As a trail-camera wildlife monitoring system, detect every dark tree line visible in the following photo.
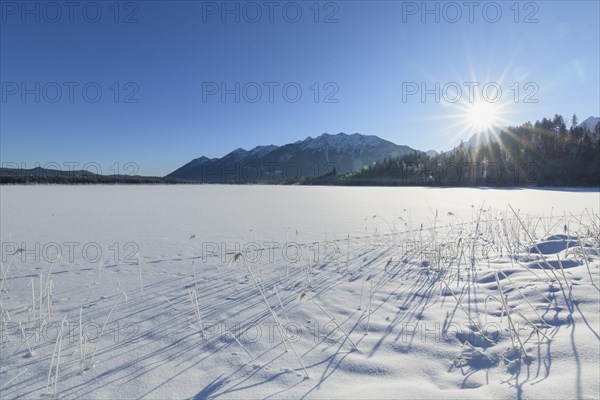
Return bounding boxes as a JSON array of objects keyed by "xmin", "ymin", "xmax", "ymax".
[
  {"xmin": 305, "ymin": 114, "xmax": 600, "ymax": 187},
  {"xmin": 0, "ymin": 172, "xmax": 187, "ymax": 185}
]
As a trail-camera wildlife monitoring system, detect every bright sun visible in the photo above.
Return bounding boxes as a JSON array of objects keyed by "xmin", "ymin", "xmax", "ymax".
[{"xmin": 467, "ymin": 101, "xmax": 498, "ymax": 132}]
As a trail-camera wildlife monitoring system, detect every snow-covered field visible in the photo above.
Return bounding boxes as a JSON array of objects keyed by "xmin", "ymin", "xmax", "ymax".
[{"xmin": 1, "ymin": 185, "xmax": 599, "ymax": 399}]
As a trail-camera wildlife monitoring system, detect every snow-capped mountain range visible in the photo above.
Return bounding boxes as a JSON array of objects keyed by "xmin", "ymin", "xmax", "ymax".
[{"xmin": 167, "ymin": 133, "xmax": 419, "ymax": 182}]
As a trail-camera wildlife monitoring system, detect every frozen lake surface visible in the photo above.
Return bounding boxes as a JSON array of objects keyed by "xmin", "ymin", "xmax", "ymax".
[
  {"xmin": 0, "ymin": 185, "xmax": 599, "ymax": 399},
  {"xmin": 1, "ymin": 185, "xmax": 598, "ymax": 256}
]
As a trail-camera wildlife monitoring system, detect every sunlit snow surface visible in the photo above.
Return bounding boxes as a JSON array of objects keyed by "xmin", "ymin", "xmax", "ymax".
[{"xmin": 1, "ymin": 185, "xmax": 599, "ymax": 399}]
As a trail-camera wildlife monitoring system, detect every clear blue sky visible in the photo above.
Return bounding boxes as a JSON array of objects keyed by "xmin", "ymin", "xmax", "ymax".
[{"xmin": 1, "ymin": 0, "xmax": 599, "ymax": 176}]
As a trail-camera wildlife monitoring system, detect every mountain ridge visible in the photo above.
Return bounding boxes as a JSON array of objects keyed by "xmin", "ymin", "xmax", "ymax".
[
  {"xmin": 579, "ymin": 116, "xmax": 600, "ymax": 132},
  {"xmin": 167, "ymin": 132, "xmax": 420, "ymax": 182}
]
